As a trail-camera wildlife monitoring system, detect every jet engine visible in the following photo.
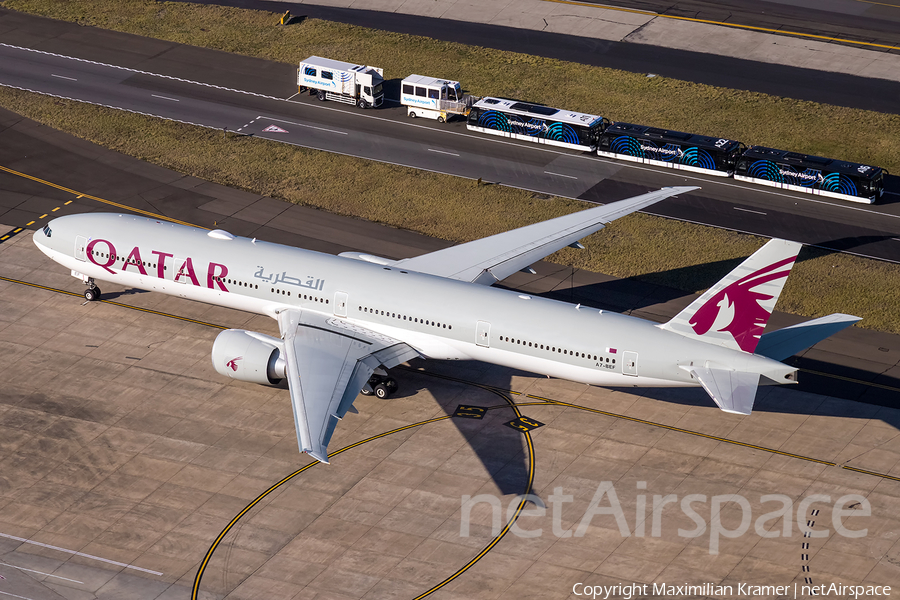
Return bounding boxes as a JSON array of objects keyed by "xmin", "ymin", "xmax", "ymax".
[{"xmin": 211, "ymin": 329, "xmax": 286, "ymax": 385}]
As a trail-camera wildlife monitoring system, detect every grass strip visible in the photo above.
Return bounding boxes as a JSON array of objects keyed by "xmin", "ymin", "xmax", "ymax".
[{"xmin": 0, "ymin": 0, "xmax": 898, "ymax": 334}]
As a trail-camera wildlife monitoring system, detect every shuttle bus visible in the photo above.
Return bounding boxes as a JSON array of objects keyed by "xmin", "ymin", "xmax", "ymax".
[
  {"xmin": 597, "ymin": 123, "xmax": 746, "ymax": 177},
  {"xmin": 466, "ymin": 97, "xmax": 609, "ymax": 152},
  {"xmin": 734, "ymin": 146, "xmax": 885, "ymax": 204}
]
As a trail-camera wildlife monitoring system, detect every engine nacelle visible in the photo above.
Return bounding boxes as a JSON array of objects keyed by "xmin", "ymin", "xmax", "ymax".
[{"xmin": 211, "ymin": 329, "xmax": 286, "ymax": 385}]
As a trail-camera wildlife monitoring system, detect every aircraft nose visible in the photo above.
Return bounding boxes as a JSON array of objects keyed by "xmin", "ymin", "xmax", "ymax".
[{"xmin": 32, "ymin": 222, "xmax": 53, "ymax": 252}]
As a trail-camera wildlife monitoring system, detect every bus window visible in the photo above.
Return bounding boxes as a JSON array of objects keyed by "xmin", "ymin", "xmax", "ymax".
[
  {"xmin": 415, "ymin": 86, "xmax": 426, "ymax": 97},
  {"xmin": 428, "ymin": 88, "xmax": 440, "ymax": 99}
]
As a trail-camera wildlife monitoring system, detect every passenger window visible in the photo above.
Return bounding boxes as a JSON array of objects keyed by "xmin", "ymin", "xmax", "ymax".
[
  {"xmin": 428, "ymin": 88, "xmax": 440, "ymax": 99},
  {"xmin": 402, "ymin": 84, "xmax": 414, "ymax": 95},
  {"xmin": 304, "ymin": 66, "xmax": 316, "ymax": 76},
  {"xmin": 415, "ymin": 86, "xmax": 426, "ymax": 97},
  {"xmin": 322, "ymin": 71, "xmax": 333, "ymax": 80}
]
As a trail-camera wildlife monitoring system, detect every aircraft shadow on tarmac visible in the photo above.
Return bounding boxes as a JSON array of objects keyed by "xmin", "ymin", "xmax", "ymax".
[
  {"xmin": 415, "ymin": 352, "xmax": 899, "ymax": 503},
  {"xmin": 95, "ymin": 288, "xmax": 152, "ymax": 301}
]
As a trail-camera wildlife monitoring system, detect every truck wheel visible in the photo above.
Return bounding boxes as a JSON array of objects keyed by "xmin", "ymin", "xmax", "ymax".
[
  {"xmin": 437, "ymin": 116, "xmax": 445, "ymax": 123},
  {"xmin": 317, "ymin": 90, "xmax": 326, "ymax": 101},
  {"xmin": 409, "ymin": 111, "xmax": 416, "ymax": 118},
  {"xmin": 357, "ymin": 99, "xmax": 368, "ymax": 109}
]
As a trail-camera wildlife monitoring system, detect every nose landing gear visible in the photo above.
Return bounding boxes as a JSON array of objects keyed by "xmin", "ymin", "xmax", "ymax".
[{"xmin": 83, "ymin": 278, "xmax": 102, "ymax": 301}]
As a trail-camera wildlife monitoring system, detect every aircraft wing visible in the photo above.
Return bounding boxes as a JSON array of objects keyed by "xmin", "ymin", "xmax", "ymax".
[
  {"xmin": 395, "ymin": 186, "xmax": 698, "ymax": 285},
  {"xmin": 277, "ymin": 309, "xmax": 419, "ymax": 463}
]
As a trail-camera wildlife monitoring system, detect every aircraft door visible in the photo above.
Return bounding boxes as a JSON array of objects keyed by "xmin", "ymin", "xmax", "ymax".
[
  {"xmin": 476, "ymin": 320, "xmax": 491, "ymax": 348},
  {"xmin": 74, "ymin": 236, "xmax": 87, "ymax": 262},
  {"xmin": 623, "ymin": 351, "xmax": 638, "ymax": 376},
  {"xmin": 334, "ymin": 291, "xmax": 348, "ymax": 317}
]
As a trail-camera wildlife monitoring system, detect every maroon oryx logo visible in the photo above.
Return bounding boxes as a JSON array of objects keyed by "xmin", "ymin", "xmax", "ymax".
[
  {"xmin": 689, "ymin": 256, "xmax": 796, "ymax": 353},
  {"xmin": 226, "ymin": 357, "xmax": 242, "ymax": 372}
]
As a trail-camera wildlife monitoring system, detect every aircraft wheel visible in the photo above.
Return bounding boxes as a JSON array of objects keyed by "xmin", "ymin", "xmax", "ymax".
[
  {"xmin": 374, "ymin": 383, "xmax": 390, "ymax": 399},
  {"xmin": 317, "ymin": 90, "xmax": 326, "ymax": 101},
  {"xmin": 84, "ymin": 287, "xmax": 101, "ymax": 302},
  {"xmin": 386, "ymin": 378, "xmax": 398, "ymax": 392},
  {"xmin": 360, "ymin": 388, "xmax": 374, "ymax": 396}
]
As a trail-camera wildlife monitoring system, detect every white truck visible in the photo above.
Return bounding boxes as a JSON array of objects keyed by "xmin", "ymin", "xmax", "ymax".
[
  {"xmin": 400, "ymin": 75, "xmax": 475, "ymax": 123},
  {"xmin": 297, "ymin": 56, "xmax": 384, "ymax": 109}
]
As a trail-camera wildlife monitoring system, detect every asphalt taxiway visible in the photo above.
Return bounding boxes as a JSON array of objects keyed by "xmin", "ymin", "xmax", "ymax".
[{"xmin": 1, "ymin": 108, "xmax": 899, "ymax": 599}]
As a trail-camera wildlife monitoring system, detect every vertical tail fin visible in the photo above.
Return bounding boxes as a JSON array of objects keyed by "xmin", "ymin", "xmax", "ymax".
[{"xmin": 660, "ymin": 239, "xmax": 802, "ymax": 354}]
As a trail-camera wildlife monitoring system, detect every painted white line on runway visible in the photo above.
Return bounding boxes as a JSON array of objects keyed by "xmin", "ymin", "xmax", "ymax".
[
  {"xmin": 257, "ymin": 116, "xmax": 347, "ymax": 135},
  {"xmin": 544, "ymin": 171, "xmax": 578, "ymax": 179},
  {"xmin": 734, "ymin": 207, "xmax": 767, "ymax": 215},
  {"xmin": 151, "ymin": 94, "xmax": 179, "ymax": 102},
  {"xmin": 0, "ymin": 532, "xmax": 162, "ymax": 575},
  {"xmin": 50, "ymin": 74, "xmax": 76, "ymax": 81},
  {"xmin": 0, "ymin": 562, "xmax": 83, "ymax": 584},
  {"xmin": 0, "ymin": 589, "xmax": 36, "ymax": 600},
  {"xmin": 428, "ymin": 149, "xmax": 459, "ymax": 156}
]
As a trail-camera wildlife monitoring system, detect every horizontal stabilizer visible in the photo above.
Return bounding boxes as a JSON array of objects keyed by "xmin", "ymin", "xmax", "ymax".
[
  {"xmin": 684, "ymin": 366, "xmax": 760, "ymax": 415},
  {"xmin": 755, "ymin": 313, "xmax": 861, "ymax": 361}
]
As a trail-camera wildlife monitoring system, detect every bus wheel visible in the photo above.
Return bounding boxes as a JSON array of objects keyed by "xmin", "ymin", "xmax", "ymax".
[
  {"xmin": 437, "ymin": 116, "xmax": 445, "ymax": 123},
  {"xmin": 409, "ymin": 111, "xmax": 416, "ymax": 118},
  {"xmin": 317, "ymin": 90, "xmax": 326, "ymax": 101}
]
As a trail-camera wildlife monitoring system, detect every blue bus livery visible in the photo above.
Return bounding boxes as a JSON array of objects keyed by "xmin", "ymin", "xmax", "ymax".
[
  {"xmin": 467, "ymin": 97, "xmax": 609, "ymax": 152},
  {"xmin": 597, "ymin": 123, "xmax": 746, "ymax": 177},
  {"xmin": 734, "ymin": 147, "xmax": 884, "ymax": 204}
]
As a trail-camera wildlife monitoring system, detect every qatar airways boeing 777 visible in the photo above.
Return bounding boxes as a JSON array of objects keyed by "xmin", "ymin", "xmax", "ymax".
[{"xmin": 34, "ymin": 187, "xmax": 859, "ymax": 463}]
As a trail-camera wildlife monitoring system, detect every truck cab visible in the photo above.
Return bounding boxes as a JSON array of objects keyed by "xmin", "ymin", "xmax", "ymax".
[{"xmin": 354, "ymin": 70, "xmax": 384, "ymax": 108}]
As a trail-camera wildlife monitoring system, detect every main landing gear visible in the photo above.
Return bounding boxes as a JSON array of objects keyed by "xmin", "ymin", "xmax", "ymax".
[
  {"xmin": 83, "ymin": 278, "xmax": 102, "ymax": 302},
  {"xmin": 361, "ymin": 372, "xmax": 398, "ymax": 399}
]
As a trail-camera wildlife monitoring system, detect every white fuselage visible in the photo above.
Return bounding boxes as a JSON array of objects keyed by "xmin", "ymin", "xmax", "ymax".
[{"xmin": 33, "ymin": 214, "xmax": 794, "ymax": 391}]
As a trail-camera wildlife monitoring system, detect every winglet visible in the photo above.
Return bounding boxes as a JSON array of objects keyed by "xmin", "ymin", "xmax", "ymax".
[{"xmin": 661, "ymin": 239, "xmax": 802, "ymax": 353}]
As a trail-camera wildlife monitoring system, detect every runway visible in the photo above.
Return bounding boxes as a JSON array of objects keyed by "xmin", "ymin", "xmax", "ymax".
[{"xmin": 0, "ymin": 105, "xmax": 898, "ymax": 599}]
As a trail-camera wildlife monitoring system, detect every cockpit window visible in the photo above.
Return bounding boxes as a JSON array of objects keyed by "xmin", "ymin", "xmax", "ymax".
[{"xmin": 42, "ymin": 225, "xmax": 51, "ymax": 238}]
